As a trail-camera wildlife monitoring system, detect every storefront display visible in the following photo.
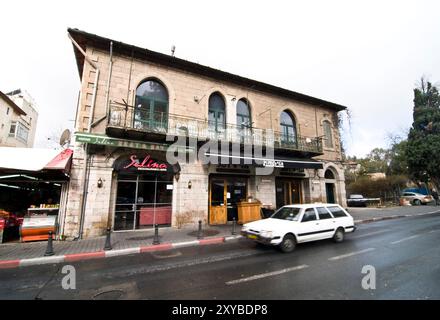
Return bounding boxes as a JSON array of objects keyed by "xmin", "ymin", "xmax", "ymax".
[
  {"xmin": 113, "ymin": 153, "xmax": 179, "ymax": 230},
  {"xmin": 0, "ymin": 147, "xmax": 72, "ymax": 243},
  {"xmin": 21, "ymin": 205, "xmax": 59, "ymax": 242}
]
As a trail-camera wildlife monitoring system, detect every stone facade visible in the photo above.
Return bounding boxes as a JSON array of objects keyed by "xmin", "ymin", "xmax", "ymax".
[{"xmin": 62, "ymin": 29, "xmax": 348, "ymax": 239}]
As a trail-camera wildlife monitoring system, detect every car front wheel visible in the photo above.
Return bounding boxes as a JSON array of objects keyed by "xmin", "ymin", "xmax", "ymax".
[
  {"xmin": 279, "ymin": 234, "xmax": 296, "ymax": 253},
  {"xmin": 333, "ymin": 228, "xmax": 345, "ymax": 243},
  {"xmin": 413, "ymin": 199, "xmax": 421, "ymax": 205}
]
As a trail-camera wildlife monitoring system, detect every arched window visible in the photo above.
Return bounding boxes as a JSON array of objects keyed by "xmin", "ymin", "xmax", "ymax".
[
  {"xmin": 134, "ymin": 79, "xmax": 168, "ymax": 131},
  {"xmin": 236, "ymin": 99, "xmax": 251, "ymax": 127},
  {"xmin": 208, "ymin": 92, "xmax": 226, "ymax": 137},
  {"xmin": 280, "ymin": 110, "xmax": 297, "ymax": 144},
  {"xmin": 323, "ymin": 120, "xmax": 333, "ymax": 148},
  {"xmin": 324, "ymin": 169, "xmax": 335, "ymax": 179},
  {"xmin": 236, "ymin": 98, "xmax": 251, "ymax": 143}
]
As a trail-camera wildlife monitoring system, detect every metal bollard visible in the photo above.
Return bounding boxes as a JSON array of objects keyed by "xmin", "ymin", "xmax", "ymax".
[
  {"xmin": 153, "ymin": 224, "xmax": 160, "ymax": 245},
  {"xmin": 44, "ymin": 231, "xmax": 55, "ymax": 256},
  {"xmin": 197, "ymin": 220, "xmax": 203, "ymax": 239},
  {"xmin": 104, "ymin": 227, "xmax": 112, "ymax": 251},
  {"xmin": 232, "ymin": 217, "xmax": 237, "ymax": 235}
]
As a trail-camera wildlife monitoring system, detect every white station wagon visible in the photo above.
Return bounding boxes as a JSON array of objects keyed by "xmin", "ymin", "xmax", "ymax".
[{"xmin": 241, "ymin": 204, "xmax": 357, "ymax": 253}]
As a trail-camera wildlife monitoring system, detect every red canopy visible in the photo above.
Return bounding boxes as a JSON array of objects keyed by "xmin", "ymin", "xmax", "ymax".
[{"xmin": 43, "ymin": 149, "xmax": 73, "ymax": 171}]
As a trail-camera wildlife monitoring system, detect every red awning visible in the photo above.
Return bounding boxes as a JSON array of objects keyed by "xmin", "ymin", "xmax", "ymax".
[{"xmin": 43, "ymin": 149, "xmax": 73, "ymax": 171}]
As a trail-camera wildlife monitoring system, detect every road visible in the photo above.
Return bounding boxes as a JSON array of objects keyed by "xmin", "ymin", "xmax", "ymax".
[{"xmin": 1, "ymin": 213, "xmax": 440, "ymax": 300}]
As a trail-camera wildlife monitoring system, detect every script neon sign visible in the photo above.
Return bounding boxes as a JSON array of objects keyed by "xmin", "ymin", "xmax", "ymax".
[{"xmin": 123, "ymin": 155, "xmax": 168, "ymax": 171}]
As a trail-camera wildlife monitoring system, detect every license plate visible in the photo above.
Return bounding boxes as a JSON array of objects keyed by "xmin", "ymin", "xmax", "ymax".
[{"xmin": 247, "ymin": 234, "xmax": 257, "ymax": 240}]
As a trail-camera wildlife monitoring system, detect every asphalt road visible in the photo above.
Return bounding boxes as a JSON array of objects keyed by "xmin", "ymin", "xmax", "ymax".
[{"xmin": 1, "ymin": 213, "xmax": 440, "ymax": 300}]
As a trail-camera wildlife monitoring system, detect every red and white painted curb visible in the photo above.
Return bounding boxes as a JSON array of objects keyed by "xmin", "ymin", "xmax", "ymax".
[{"xmin": 0, "ymin": 235, "xmax": 243, "ymax": 269}]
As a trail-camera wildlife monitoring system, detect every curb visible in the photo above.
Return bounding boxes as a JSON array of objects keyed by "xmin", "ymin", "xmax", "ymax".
[
  {"xmin": 354, "ymin": 210, "xmax": 440, "ymax": 225},
  {"xmin": 0, "ymin": 235, "xmax": 243, "ymax": 270}
]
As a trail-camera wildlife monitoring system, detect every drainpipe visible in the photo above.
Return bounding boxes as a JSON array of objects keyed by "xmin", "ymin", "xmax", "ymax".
[
  {"xmin": 92, "ymin": 41, "xmax": 113, "ymax": 128},
  {"xmin": 68, "ymin": 33, "xmax": 100, "ymax": 239}
]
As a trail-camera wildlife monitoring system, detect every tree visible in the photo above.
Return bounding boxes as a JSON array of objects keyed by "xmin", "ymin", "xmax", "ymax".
[
  {"xmin": 406, "ymin": 77, "xmax": 440, "ymax": 187},
  {"xmin": 357, "ymin": 148, "xmax": 390, "ymax": 175}
]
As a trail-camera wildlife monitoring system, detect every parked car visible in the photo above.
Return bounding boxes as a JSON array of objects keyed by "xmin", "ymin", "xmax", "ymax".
[
  {"xmin": 347, "ymin": 194, "xmax": 368, "ymax": 207},
  {"xmin": 241, "ymin": 204, "xmax": 356, "ymax": 253},
  {"xmin": 400, "ymin": 192, "xmax": 433, "ymax": 205}
]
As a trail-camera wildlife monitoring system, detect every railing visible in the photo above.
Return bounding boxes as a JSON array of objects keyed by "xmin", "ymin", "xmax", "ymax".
[{"xmin": 107, "ymin": 102, "xmax": 323, "ymax": 154}]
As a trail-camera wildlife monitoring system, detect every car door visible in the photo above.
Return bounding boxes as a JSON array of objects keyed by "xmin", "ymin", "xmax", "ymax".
[
  {"xmin": 296, "ymin": 208, "xmax": 321, "ymax": 243},
  {"xmin": 315, "ymin": 206, "xmax": 337, "ymax": 239}
]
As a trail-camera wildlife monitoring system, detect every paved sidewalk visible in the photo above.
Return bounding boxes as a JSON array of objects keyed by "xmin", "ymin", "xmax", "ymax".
[
  {"xmin": 347, "ymin": 204, "xmax": 440, "ymax": 223},
  {"xmin": 0, "ymin": 223, "xmax": 238, "ymax": 262},
  {"xmin": 1, "ymin": 205, "xmax": 439, "ymax": 268}
]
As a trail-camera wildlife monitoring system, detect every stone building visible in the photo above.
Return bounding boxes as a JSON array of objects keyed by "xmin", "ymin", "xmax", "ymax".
[
  {"xmin": 0, "ymin": 89, "xmax": 38, "ymax": 148},
  {"xmin": 61, "ymin": 28, "xmax": 348, "ymax": 239}
]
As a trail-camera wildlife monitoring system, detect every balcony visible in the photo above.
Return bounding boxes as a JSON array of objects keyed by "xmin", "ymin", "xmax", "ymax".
[{"xmin": 106, "ymin": 102, "xmax": 323, "ymax": 156}]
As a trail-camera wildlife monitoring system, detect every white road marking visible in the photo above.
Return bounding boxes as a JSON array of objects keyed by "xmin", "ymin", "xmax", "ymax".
[
  {"xmin": 225, "ymin": 265, "xmax": 309, "ymax": 285},
  {"xmin": 390, "ymin": 235, "xmax": 419, "ymax": 245},
  {"xmin": 328, "ymin": 248, "xmax": 376, "ymax": 261},
  {"xmin": 429, "ymin": 230, "xmax": 439, "ymax": 234},
  {"xmin": 351, "ymin": 229, "xmax": 391, "ymax": 239}
]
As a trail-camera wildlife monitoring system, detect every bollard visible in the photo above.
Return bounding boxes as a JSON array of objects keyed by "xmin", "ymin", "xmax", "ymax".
[
  {"xmin": 104, "ymin": 227, "xmax": 112, "ymax": 251},
  {"xmin": 197, "ymin": 220, "xmax": 203, "ymax": 239},
  {"xmin": 232, "ymin": 217, "xmax": 237, "ymax": 235},
  {"xmin": 44, "ymin": 231, "xmax": 55, "ymax": 256},
  {"xmin": 153, "ymin": 224, "xmax": 160, "ymax": 245}
]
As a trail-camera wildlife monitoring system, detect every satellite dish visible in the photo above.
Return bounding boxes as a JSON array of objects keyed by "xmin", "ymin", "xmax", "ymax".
[{"xmin": 59, "ymin": 129, "xmax": 71, "ymax": 147}]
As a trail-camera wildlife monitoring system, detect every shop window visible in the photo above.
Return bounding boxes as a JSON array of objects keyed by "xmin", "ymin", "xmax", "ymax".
[
  {"xmin": 280, "ymin": 110, "xmax": 297, "ymax": 146},
  {"xmin": 114, "ymin": 173, "xmax": 173, "ymax": 231},
  {"xmin": 134, "ymin": 79, "xmax": 169, "ymax": 132},
  {"xmin": 323, "ymin": 120, "xmax": 333, "ymax": 148}
]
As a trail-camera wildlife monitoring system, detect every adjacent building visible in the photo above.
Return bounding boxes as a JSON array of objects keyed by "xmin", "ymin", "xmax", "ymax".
[
  {"xmin": 0, "ymin": 89, "xmax": 38, "ymax": 148},
  {"xmin": 62, "ymin": 28, "xmax": 348, "ymax": 239}
]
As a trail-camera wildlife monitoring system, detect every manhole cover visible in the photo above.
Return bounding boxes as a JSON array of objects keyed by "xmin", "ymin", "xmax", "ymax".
[
  {"xmin": 126, "ymin": 236, "xmax": 155, "ymax": 241},
  {"xmin": 187, "ymin": 229, "xmax": 220, "ymax": 237},
  {"xmin": 92, "ymin": 289, "xmax": 125, "ymax": 300}
]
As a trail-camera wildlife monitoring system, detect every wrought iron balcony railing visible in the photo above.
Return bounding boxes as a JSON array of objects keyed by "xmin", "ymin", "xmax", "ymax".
[{"xmin": 107, "ymin": 102, "xmax": 323, "ymax": 154}]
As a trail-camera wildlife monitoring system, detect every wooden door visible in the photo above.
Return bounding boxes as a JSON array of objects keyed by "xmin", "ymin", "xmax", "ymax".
[{"xmin": 209, "ymin": 179, "xmax": 227, "ymax": 225}]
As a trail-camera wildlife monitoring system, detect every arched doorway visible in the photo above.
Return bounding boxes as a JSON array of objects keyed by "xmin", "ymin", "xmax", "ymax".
[{"xmin": 324, "ymin": 168, "xmax": 337, "ymax": 204}]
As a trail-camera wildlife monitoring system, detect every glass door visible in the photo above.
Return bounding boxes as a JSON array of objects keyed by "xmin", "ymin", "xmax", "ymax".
[
  {"xmin": 275, "ymin": 178, "xmax": 302, "ymax": 208},
  {"xmin": 114, "ymin": 181, "xmax": 137, "ymax": 231}
]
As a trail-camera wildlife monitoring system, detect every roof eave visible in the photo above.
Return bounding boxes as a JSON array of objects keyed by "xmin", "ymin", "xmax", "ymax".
[{"xmin": 67, "ymin": 28, "xmax": 347, "ymax": 112}]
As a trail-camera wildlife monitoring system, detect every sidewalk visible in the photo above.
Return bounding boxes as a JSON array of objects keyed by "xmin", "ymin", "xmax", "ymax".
[{"xmin": 1, "ymin": 205, "xmax": 439, "ymax": 269}]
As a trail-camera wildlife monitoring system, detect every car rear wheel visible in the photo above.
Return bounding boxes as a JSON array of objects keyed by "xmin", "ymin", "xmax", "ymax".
[
  {"xmin": 413, "ymin": 199, "xmax": 421, "ymax": 205},
  {"xmin": 333, "ymin": 228, "xmax": 345, "ymax": 243},
  {"xmin": 279, "ymin": 234, "xmax": 296, "ymax": 253}
]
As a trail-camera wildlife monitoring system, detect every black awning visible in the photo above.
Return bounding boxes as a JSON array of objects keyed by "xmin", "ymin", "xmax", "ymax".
[{"xmin": 204, "ymin": 153, "xmax": 323, "ymax": 170}]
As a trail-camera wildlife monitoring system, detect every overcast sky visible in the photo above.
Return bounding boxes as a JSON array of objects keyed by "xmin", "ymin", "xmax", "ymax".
[{"xmin": 1, "ymin": 0, "xmax": 439, "ymax": 156}]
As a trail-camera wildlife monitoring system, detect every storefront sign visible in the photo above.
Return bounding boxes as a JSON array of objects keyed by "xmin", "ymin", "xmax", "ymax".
[
  {"xmin": 118, "ymin": 155, "xmax": 168, "ymax": 172},
  {"xmin": 75, "ymin": 132, "xmax": 193, "ymax": 153},
  {"xmin": 124, "ymin": 155, "xmax": 168, "ymax": 171},
  {"xmin": 263, "ymin": 160, "xmax": 284, "ymax": 168}
]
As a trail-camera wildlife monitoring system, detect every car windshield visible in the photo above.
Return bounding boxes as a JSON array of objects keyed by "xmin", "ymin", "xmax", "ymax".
[{"xmin": 271, "ymin": 207, "xmax": 302, "ymax": 221}]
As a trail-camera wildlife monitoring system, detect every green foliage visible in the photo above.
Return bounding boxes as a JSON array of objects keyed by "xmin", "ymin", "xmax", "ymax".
[
  {"xmin": 346, "ymin": 175, "xmax": 408, "ymax": 199},
  {"xmin": 406, "ymin": 78, "xmax": 440, "ymax": 186}
]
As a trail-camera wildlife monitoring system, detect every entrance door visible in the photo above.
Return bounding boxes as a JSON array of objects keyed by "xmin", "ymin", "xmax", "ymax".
[
  {"xmin": 276, "ymin": 179, "xmax": 302, "ymax": 208},
  {"xmin": 114, "ymin": 181, "xmax": 137, "ymax": 231},
  {"xmin": 326, "ymin": 183, "xmax": 336, "ymax": 203},
  {"xmin": 209, "ymin": 176, "xmax": 248, "ymax": 225},
  {"xmin": 209, "ymin": 179, "xmax": 227, "ymax": 225}
]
